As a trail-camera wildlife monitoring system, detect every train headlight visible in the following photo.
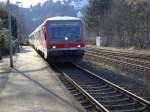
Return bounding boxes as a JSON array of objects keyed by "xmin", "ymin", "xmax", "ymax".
[
  {"xmin": 65, "ymin": 37, "xmax": 68, "ymax": 40},
  {"xmin": 52, "ymin": 46, "xmax": 56, "ymax": 48},
  {"xmin": 77, "ymin": 45, "xmax": 81, "ymax": 48}
]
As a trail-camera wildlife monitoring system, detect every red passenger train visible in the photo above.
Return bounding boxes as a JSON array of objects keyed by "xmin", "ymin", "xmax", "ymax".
[{"xmin": 29, "ymin": 16, "xmax": 85, "ymax": 62}]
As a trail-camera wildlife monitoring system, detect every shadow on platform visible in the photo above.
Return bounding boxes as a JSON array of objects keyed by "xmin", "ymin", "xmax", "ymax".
[{"xmin": 13, "ymin": 67, "xmax": 83, "ymax": 112}]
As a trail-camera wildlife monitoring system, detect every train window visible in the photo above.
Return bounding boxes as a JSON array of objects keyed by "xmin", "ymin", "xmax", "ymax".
[
  {"xmin": 66, "ymin": 26, "xmax": 80, "ymax": 35},
  {"xmin": 48, "ymin": 22, "xmax": 81, "ymax": 43},
  {"xmin": 45, "ymin": 33, "xmax": 46, "ymax": 40}
]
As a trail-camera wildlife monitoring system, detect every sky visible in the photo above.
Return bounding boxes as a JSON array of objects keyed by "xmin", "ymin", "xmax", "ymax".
[{"xmin": 0, "ymin": 0, "xmax": 59, "ymax": 8}]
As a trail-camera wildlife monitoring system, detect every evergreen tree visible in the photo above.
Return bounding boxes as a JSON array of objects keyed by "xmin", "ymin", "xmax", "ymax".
[
  {"xmin": 0, "ymin": 3, "xmax": 17, "ymax": 55},
  {"xmin": 85, "ymin": 0, "xmax": 111, "ymax": 36}
]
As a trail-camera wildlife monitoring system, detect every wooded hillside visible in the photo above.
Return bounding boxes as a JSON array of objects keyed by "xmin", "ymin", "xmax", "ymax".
[{"xmin": 85, "ymin": 0, "xmax": 150, "ymax": 48}]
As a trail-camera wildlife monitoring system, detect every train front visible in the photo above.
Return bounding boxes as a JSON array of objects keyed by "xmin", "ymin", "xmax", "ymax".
[{"xmin": 46, "ymin": 17, "xmax": 85, "ymax": 62}]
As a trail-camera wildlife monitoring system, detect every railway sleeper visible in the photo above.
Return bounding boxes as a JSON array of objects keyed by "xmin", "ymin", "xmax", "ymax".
[
  {"xmin": 83, "ymin": 104, "xmax": 96, "ymax": 112},
  {"xmin": 98, "ymin": 98, "xmax": 134, "ymax": 105},
  {"xmin": 76, "ymin": 96, "xmax": 86, "ymax": 101},
  {"xmin": 67, "ymin": 86, "xmax": 76, "ymax": 91},
  {"xmin": 106, "ymin": 102, "xmax": 146, "ymax": 111},
  {"xmin": 142, "ymin": 109, "xmax": 150, "ymax": 112},
  {"xmin": 80, "ymin": 100, "xmax": 91, "ymax": 106},
  {"xmin": 81, "ymin": 84, "xmax": 108, "ymax": 89},
  {"xmin": 79, "ymin": 80, "xmax": 100, "ymax": 83},
  {"xmin": 72, "ymin": 92, "xmax": 82, "ymax": 97},
  {"xmin": 80, "ymin": 84, "xmax": 107, "ymax": 88},
  {"xmin": 65, "ymin": 84, "xmax": 75, "ymax": 88},
  {"xmin": 70, "ymin": 89, "xmax": 79, "ymax": 93},
  {"xmin": 143, "ymin": 97, "xmax": 150, "ymax": 101},
  {"xmin": 110, "ymin": 105, "xmax": 147, "ymax": 112},
  {"xmin": 65, "ymin": 85, "xmax": 76, "ymax": 90},
  {"xmin": 69, "ymin": 76, "xmax": 97, "ymax": 81},
  {"xmin": 65, "ymin": 84, "xmax": 75, "ymax": 89},
  {"xmin": 77, "ymin": 81, "xmax": 102, "ymax": 85},
  {"xmin": 95, "ymin": 95, "xmax": 129, "ymax": 100},
  {"xmin": 71, "ymin": 79, "xmax": 101, "ymax": 83},
  {"xmin": 89, "ymin": 90, "xmax": 118, "ymax": 96},
  {"xmin": 82, "ymin": 86, "xmax": 109, "ymax": 91},
  {"xmin": 64, "ymin": 82, "xmax": 74, "ymax": 87},
  {"xmin": 87, "ymin": 89, "xmax": 115, "ymax": 94},
  {"xmin": 70, "ymin": 90, "xmax": 81, "ymax": 95},
  {"xmin": 86, "ymin": 87, "xmax": 113, "ymax": 92}
]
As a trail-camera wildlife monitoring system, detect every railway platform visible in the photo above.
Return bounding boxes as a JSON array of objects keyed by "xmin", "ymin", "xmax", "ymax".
[{"xmin": 0, "ymin": 46, "xmax": 85, "ymax": 112}]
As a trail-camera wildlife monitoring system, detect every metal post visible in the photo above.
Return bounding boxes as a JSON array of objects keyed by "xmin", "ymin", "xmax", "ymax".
[
  {"xmin": 146, "ymin": 11, "xmax": 149, "ymax": 42},
  {"xmin": 20, "ymin": 2, "xmax": 23, "ymax": 43},
  {"xmin": 0, "ymin": 43, "xmax": 2, "ymax": 60},
  {"xmin": 7, "ymin": 0, "xmax": 13, "ymax": 67},
  {"xmin": 16, "ymin": 2, "xmax": 21, "ymax": 52},
  {"xmin": 20, "ymin": 3, "xmax": 23, "ymax": 43}
]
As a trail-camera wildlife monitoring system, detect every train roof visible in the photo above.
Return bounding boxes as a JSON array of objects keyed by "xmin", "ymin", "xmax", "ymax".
[{"xmin": 46, "ymin": 16, "xmax": 81, "ymax": 21}]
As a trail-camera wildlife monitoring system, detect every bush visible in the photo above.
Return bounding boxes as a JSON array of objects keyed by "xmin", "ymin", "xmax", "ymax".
[
  {"xmin": 0, "ymin": 31, "xmax": 9, "ymax": 55},
  {"xmin": 24, "ymin": 38, "xmax": 30, "ymax": 46},
  {"xmin": 20, "ymin": 38, "xmax": 30, "ymax": 46},
  {"xmin": 0, "ymin": 31, "xmax": 17, "ymax": 56}
]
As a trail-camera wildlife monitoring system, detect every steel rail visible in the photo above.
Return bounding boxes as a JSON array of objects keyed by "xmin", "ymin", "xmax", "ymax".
[
  {"xmin": 57, "ymin": 64, "xmax": 150, "ymax": 112},
  {"xmin": 75, "ymin": 64, "xmax": 150, "ymax": 106},
  {"xmin": 86, "ymin": 47, "xmax": 150, "ymax": 59},
  {"xmin": 86, "ymin": 50, "xmax": 150, "ymax": 67},
  {"xmin": 57, "ymin": 67, "xmax": 109, "ymax": 112},
  {"xmin": 85, "ymin": 52, "xmax": 150, "ymax": 73}
]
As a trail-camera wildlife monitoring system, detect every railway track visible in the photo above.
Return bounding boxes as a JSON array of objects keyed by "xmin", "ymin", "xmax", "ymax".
[
  {"xmin": 85, "ymin": 48, "xmax": 150, "ymax": 75},
  {"xmin": 86, "ymin": 48, "xmax": 150, "ymax": 67},
  {"xmin": 86, "ymin": 47, "xmax": 150, "ymax": 61},
  {"xmin": 57, "ymin": 64, "xmax": 150, "ymax": 112}
]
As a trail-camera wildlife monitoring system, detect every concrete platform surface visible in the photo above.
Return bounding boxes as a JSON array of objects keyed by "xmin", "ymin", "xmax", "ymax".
[{"xmin": 0, "ymin": 46, "xmax": 85, "ymax": 112}]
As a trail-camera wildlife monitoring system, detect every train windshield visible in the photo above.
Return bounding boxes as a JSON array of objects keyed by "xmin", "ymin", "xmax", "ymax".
[{"xmin": 48, "ymin": 21, "xmax": 81, "ymax": 43}]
